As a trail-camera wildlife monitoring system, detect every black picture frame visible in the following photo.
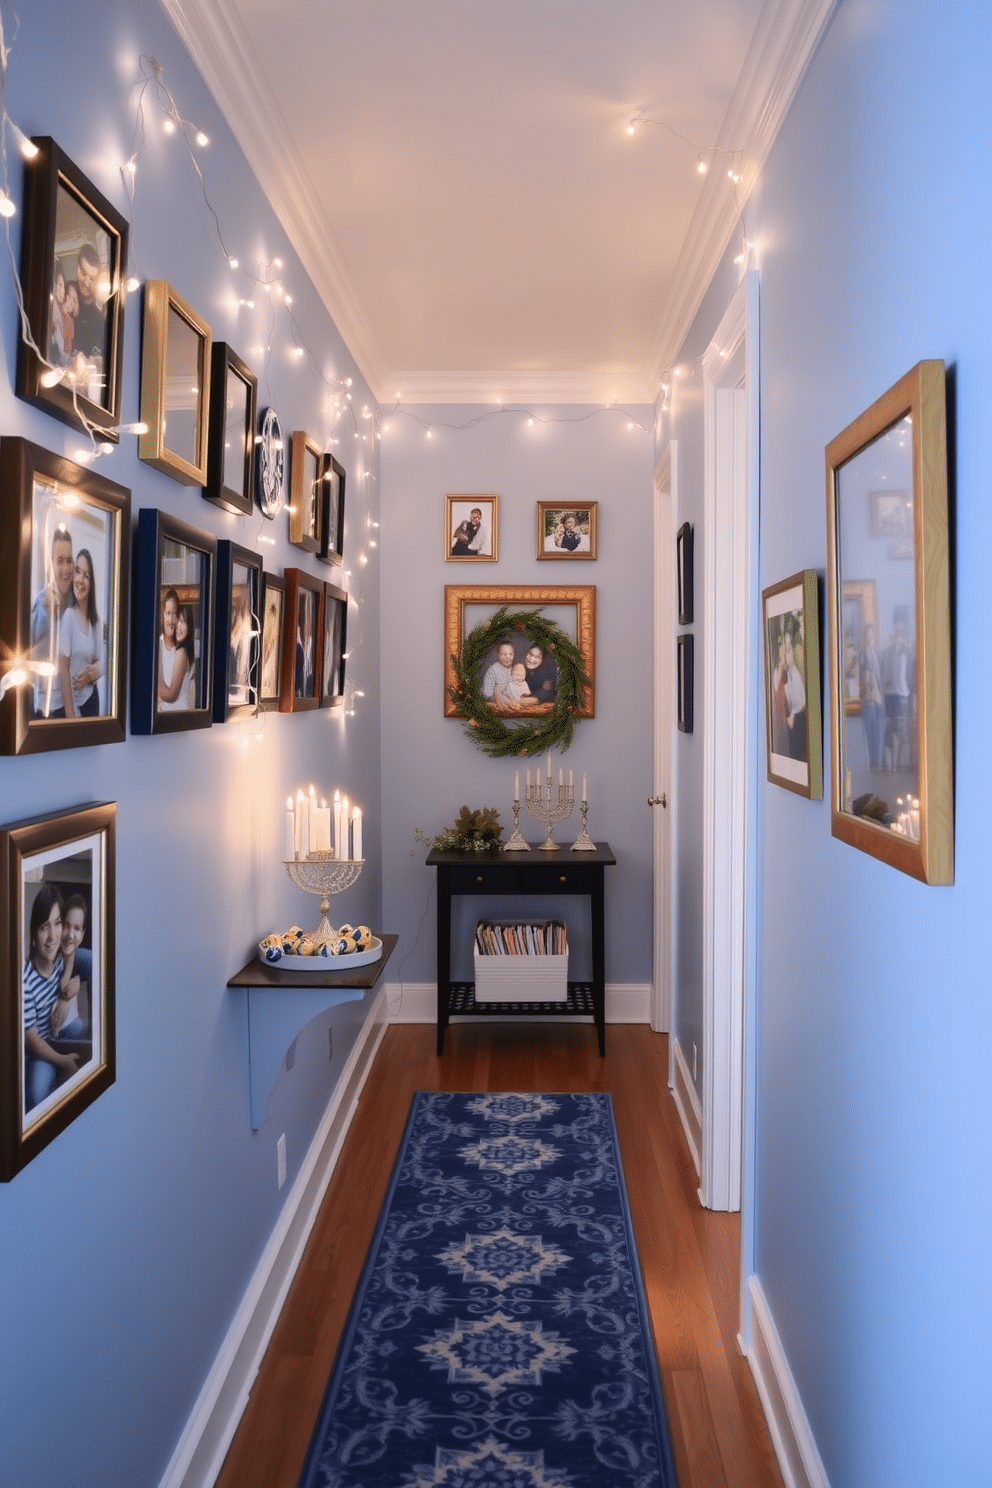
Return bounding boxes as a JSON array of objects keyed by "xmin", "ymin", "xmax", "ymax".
[
  {"xmin": 0, "ymin": 438, "xmax": 130, "ymax": 756},
  {"xmin": 677, "ymin": 632, "xmax": 693, "ymax": 733},
  {"xmin": 280, "ymin": 568, "xmax": 323, "ymax": 713},
  {"xmin": 131, "ymin": 509, "xmax": 216, "ymax": 734},
  {"xmin": 258, "ymin": 571, "xmax": 286, "ymax": 712},
  {"xmin": 213, "ymin": 541, "xmax": 262, "ymax": 723},
  {"xmin": 676, "ymin": 522, "xmax": 693, "ymax": 626},
  {"xmin": 15, "ymin": 138, "xmax": 129, "ymax": 441},
  {"xmin": 318, "ymin": 454, "xmax": 346, "ymax": 567},
  {"xmin": 0, "ymin": 801, "xmax": 116, "ymax": 1182},
  {"xmin": 204, "ymin": 343, "xmax": 257, "ymax": 515},
  {"xmin": 320, "ymin": 581, "xmax": 348, "ymax": 707}
]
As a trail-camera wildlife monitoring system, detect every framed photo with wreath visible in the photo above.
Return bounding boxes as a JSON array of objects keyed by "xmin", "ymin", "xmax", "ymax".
[
  {"xmin": 0, "ymin": 801, "xmax": 116, "ymax": 1182},
  {"xmin": 131, "ymin": 509, "xmax": 216, "ymax": 735},
  {"xmin": 0, "ymin": 438, "xmax": 130, "ymax": 757},
  {"xmin": 444, "ymin": 585, "xmax": 595, "ymax": 757},
  {"xmin": 16, "ymin": 137, "xmax": 129, "ymax": 441},
  {"xmin": 536, "ymin": 502, "xmax": 597, "ymax": 560},
  {"xmin": 258, "ymin": 571, "xmax": 286, "ymax": 712},
  {"xmin": 446, "ymin": 494, "xmax": 498, "ymax": 561},
  {"xmin": 138, "ymin": 281, "xmax": 212, "ymax": 485},
  {"xmin": 762, "ymin": 569, "xmax": 822, "ymax": 798}
]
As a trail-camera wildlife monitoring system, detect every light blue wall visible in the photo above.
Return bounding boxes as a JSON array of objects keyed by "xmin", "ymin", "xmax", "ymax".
[
  {"xmin": 0, "ymin": 5, "xmax": 381, "ymax": 1486},
  {"xmin": 379, "ymin": 405, "xmax": 655, "ymax": 986},
  {"xmin": 667, "ymin": 1, "xmax": 992, "ymax": 1483}
]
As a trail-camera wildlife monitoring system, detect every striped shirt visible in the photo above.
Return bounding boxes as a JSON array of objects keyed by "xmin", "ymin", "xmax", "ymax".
[{"xmin": 23, "ymin": 955, "xmax": 65, "ymax": 1040}]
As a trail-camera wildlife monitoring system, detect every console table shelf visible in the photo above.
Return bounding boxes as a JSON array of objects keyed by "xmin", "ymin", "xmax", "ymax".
[{"xmin": 426, "ymin": 844, "xmax": 616, "ymax": 1055}]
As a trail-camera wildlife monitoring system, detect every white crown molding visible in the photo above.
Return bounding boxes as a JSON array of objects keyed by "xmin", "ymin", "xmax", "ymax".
[
  {"xmin": 642, "ymin": 0, "xmax": 839, "ymax": 392},
  {"xmin": 160, "ymin": 0, "xmax": 388, "ymax": 400},
  {"xmin": 382, "ymin": 369, "xmax": 653, "ymax": 408}
]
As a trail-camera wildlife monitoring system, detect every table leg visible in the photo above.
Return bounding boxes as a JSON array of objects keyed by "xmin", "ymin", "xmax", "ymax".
[
  {"xmin": 436, "ymin": 869, "xmax": 451, "ymax": 1054},
  {"xmin": 591, "ymin": 882, "xmax": 606, "ymax": 1055}
]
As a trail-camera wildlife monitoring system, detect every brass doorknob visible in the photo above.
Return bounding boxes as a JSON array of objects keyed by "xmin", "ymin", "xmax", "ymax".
[{"xmin": 647, "ymin": 794, "xmax": 668, "ymax": 808}]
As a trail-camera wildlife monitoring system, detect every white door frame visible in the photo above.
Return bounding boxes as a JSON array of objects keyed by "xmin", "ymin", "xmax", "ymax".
[
  {"xmin": 651, "ymin": 443, "xmax": 676, "ymax": 1033},
  {"xmin": 699, "ymin": 271, "xmax": 760, "ymax": 1213}
]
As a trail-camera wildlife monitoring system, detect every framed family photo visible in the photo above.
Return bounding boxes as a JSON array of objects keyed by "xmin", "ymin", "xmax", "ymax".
[
  {"xmin": 320, "ymin": 582, "xmax": 348, "ymax": 708},
  {"xmin": 258, "ymin": 571, "xmax": 286, "ymax": 711},
  {"xmin": 213, "ymin": 541, "xmax": 262, "ymax": 723},
  {"xmin": 444, "ymin": 585, "xmax": 595, "ymax": 719},
  {"xmin": 446, "ymin": 494, "xmax": 498, "ymax": 561},
  {"xmin": 131, "ymin": 509, "xmax": 216, "ymax": 735},
  {"xmin": 319, "ymin": 454, "xmax": 346, "ymax": 566},
  {"xmin": 0, "ymin": 801, "xmax": 116, "ymax": 1182},
  {"xmin": 825, "ymin": 360, "xmax": 953, "ymax": 883},
  {"xmin": 138, "ymin": 281, "xmax": 212, "ymax": 485},
  {"xmin": 204, "ymin": 343, "xmax": 257, "ymax": 515},
  {"xmin": 762, "ymin": 569, "xmax": 822, "ymax": 798},
  {"xmin": 536, "ymin": 501, "xmax": 597, "ymax": 560},
  {"xmin": 0, "ymin": 438, "xmax": 130, "ymax": 756},
  {"xmin": 16, "ymin": 137, "xmax": 129, "ymax": 441},
  {"xmin": 280, "ymin": 568, "xmax": 323, "ymax": 713}
]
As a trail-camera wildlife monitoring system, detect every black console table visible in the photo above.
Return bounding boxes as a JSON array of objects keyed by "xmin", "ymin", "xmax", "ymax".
[{"xmin": 426, "ymin": 844, "xmax": 616, "ymax": 1055}]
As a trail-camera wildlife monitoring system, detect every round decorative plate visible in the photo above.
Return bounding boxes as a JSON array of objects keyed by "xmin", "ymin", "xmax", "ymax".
[
  {"xmin": 257, "ymin": 936, "xmax": 383, "ymax": 971},
  {"xmin": 256, "ymin": 406, "xmax": 284, "ymax": 519}
]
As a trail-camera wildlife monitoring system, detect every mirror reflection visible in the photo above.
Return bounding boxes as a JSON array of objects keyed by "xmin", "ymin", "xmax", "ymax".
[{"xmin": 836, "ymin": 414, "xmax": 918, "ymax": 837}]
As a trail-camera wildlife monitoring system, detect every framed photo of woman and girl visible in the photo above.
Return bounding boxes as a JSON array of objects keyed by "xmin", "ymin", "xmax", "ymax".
[
  {"xmin": 0, "ymin": 801, "xmax": 116, "ymax": 1181},
  {"xmin": 131, "ymin": 508, "xmax": 216, "ymax": 736}
]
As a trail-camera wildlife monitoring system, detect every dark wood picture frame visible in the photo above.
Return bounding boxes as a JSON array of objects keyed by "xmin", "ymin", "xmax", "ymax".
[
  {"xmin": 0, "ymin": 801, "xmax": 116, "ymax": 1182},
  {"xmin": 320, "ymin": 581, "xmax": 348, "ymax": 707},
  {"xmin": 0, "ymin": 438, "xmax": 130, "ymax": 756},
  {"xmin": 762, "ymin": 569, "xmax": 823, "ymax": 799},
  {"xmin": 676, "ymin": 522, "xmax": 693, "ymax": 625},
  {"xmin": 279, "ymin": 568, "xmax": 324, "ymax": 713},
  {"xmin": 16, "ymin": 137, "xmax": 129, "ymax": 441},
  {"xmin": 258, "ymin": 571, "xmax": 286, "ymax": 712},
  {"xmin": 138, "ymin": 281, "xmax": 212, "ymax": 485},
  {"xmin": 677, "ymin": 632, "xmax": 693, "ymax": 733},
  {"xmin": 131, "ymin": 508, "xmax": 216, "ymax": 735},
  {"xmin": 204, "ymin": 343, "xmax": 257, "ymax": 515},
  {"xmin": 318, "ymin": 454, "xmax": 346, "ymax": 566},
  {"xmin": 289, "ymin": 431, "xmax": 322, "ymax": 553},
  {"xmin": 212, "ymin": 541, "xmax": 262, "ymax": 723}
]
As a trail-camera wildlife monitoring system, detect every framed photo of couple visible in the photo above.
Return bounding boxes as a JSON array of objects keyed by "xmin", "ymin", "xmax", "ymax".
[
  {"xmin": 0, "ymin": 801, "xmax": 116, "ymax": 1182},
  {"xmin": 16, "ymin": 137, "xmax": 129, "ymax": 441},
  {"xmin": 0, "ymin": 438, "xmax": 130, "ymax": 756},
  {"xmin": 445, "ymin": 494, "xmax": 498, "ymax": 562},
  {"xmin": 131, "ymin": 509, "xmax": 216, "ymax": 735}
]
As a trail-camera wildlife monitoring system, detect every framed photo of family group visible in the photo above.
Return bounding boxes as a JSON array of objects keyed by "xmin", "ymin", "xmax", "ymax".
[
  {"xmin": 443, "ymin": 585, "xmax": 595, "ymax": 719},
  {"xmin": 131, "ymin": 508, "xmax": 216, "ymax": 735},
  {"xmin": 0, "ymin": 438, "xmax": 130, "ymax": 756},
  {"xmin": 536, "ymin": 502, "xmax": 597, "ymax": 560},
  {"xmin": 16, "ymin": 137, "xmax": 129, "ymax": 442},
  {"xmin": 0, "ymin": 801, "xmax": 116, "ymax": 1182}
]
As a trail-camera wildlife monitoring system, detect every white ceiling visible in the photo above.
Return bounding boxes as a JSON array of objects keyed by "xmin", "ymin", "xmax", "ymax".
[{"xmin": 164, "ymin": 0, "xmax": 836, "ymax": 404}]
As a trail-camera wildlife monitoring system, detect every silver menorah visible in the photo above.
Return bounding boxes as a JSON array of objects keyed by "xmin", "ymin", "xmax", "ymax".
[
  {"xmin": 525, "ymin": 771, "xmax": 574, "ymax": 851},
  {"xmin": 283, "ymin": 855, "xmax": 364, "ymax": 944}
]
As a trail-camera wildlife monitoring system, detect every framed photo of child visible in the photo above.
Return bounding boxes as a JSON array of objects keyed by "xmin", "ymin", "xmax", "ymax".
[{"xmin": 0, "ymin": 802, "xmax": 116, "ymax": 1181}]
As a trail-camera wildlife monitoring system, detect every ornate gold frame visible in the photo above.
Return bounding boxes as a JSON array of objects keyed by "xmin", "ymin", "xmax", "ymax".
[{"xmin": 444, "ymin": 584, "xmax": 595, "ymax": 718}]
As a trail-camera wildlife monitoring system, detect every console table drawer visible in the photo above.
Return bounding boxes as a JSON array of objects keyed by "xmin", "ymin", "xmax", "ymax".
[
  {"xmin": 445, "ymin": 865, "xmax": 520, "ymax": 894},
  {"xmin": 518, "ymin": 864, "xmax": 599, "ymax": 894}
]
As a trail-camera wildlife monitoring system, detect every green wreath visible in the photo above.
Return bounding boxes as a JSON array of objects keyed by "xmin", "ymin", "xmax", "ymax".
[{"xmin": 448, "ymin": 606, "xmax": 590, "ymax": 758}]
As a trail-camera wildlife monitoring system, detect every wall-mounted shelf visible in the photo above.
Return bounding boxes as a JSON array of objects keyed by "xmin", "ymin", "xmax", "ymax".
[{"xmin": 228, "ymin": 934, "xmax": 397, "ymax": 1127}]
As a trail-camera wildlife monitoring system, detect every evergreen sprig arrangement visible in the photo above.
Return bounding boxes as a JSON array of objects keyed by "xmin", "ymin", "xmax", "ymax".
[
  {"xmin": 415, "ymin": 805, "xmax": 503, "ymax": 852},
  {"xmin": 448, "ymin": 605, "xmax": 591, "ymax": 758}
]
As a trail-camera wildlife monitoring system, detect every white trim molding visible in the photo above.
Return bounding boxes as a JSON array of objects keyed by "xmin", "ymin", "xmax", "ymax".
[
  {"xmin": 670, "ymin": 1037, "xmax": 702, "ymax": 1179},
  {"xmin": 743, "ymin": 1275, "xmax": 831, "ymax": 1488},
  {"xmin": 157, "ymin": 990, "xmax": 388, "ymax": 1488},
  {"xmin": 382, "ymin": 370, "xmax": 653, "ymax": 407}
]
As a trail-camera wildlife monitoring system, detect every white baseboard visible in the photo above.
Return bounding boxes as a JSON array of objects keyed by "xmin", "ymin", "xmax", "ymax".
[
  {"xmin": 157, "ymin": 989, "xmax": 389, "ymax": 1488},
  {"xmin": 383, "ymin": 980, "xmax": 651, "ymax": 1024},
  {"xmin": 742, "ymin": 1274, "xmax": 830, "ymax": 1488},
  {"xmin": 670, "ymin": 1036, "xmax": 702, "ymax": 1178}
]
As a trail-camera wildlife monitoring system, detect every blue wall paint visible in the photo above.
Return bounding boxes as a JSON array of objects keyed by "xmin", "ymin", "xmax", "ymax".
[
  {"xmin": 379, "ymin": 405, "xmax": 655, "ymax": 986},
  {"xmin": 668, "ymin": 1, "xmax": 992, "ymax": 1482},
  {"xmin": 0, "ymin": 5, "xmax": 381, "ymax": 1485}
]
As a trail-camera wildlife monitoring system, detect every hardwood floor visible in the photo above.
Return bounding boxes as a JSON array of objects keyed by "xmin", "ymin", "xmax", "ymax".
[{"xmin": 214, "ymin": 1022, "xmax": 784, "ymax": 1488}]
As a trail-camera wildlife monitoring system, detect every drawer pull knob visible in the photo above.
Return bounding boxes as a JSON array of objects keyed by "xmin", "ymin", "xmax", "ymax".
[
  {"xmin": 475, "ymin": 875, "xmax": 484, "ymax": 884},
  {"xmin": 559, "ymin": 874, "xmax": 567, "ymax": 883}
]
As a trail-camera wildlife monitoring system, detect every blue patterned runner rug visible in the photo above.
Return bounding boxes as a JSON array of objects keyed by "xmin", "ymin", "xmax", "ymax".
[{"xmin": 298, "ymin": 1091, "xmax": 678, "ymax": 1487}]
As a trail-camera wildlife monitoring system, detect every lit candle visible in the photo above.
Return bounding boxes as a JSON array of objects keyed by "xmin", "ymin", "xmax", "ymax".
[
  {"xmin": 333, "ymin": 790, "xmax": 342, "ymax": 858},
  {"xmin": 286, "ymin": 795, "xmax": 295, "ymax": 860},
  {"xmin": 296, "ymin": 788, "xmax": 309, "ymax": 858},
  {"xmin": 313, "ymin": 799, "xmax": 331, "ymax": 852},
  {"xmin": 569, "ymin": 769, "xmax": 573, "ymax": 794},
  {"xmin": 582, "ymin": 772, "xmax": 587, "ymax": 804},
  {"xmin": 308, "ymin": 783, "xmax": 317, "ymax": 844},
  {"xmin": 526, "ymin": 768, "xmax": 531, "ymax": 795},
  {"xmin": 352, "ymin": 806, "xmax": 363, "ymax": 861},
  {"xmin": 514, "ymin": 770, "xmax": 519, "ymax": 802},
  {"xmin": 559, "ymin": 767, "xmax": 563, "ymax": 789},
  {"xmin": 547, "ymin": 751, "xmax": 552, "ymax": 780},
  {"xmin": 341, "ymin": 796, "xmax": 350, "ymax": 857}
]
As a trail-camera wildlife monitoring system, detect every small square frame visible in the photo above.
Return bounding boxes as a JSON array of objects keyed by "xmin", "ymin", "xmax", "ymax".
[
  {"xmin": 131, "ymin": 509, "xmax": 216, "ymax": 734},
  {"xmin": 204, "ymin": 343, "xmax": 257, "ymax": 515},
  {"xmin": 320, "ymin": 581, "xmax": 348, "ymax": 707},
  {"xmin": 677, "ymin": 633, "xmax": 693, "ymax": 733},
  {"xmin": 15, "ymin": 137, "xmax": 129, "ymax": 441},
  {"xmin": 213, "ymin": 541, "xmax": 262, "ymax": 723},
  {"xmin": 762, "ymin": 569, "xmax": 823, "ymax": 798},
  {"xmin": 676, "ymin": 521, "xmax": 693, "ymax": 625},
  {"xmin": 0, "ymin": 801, "xmax": 116, "ymax": 1182},
  {"xmin": 0, "ymin": 437, "xmax": 130, "ymax": 755},
  {"xmin": 536, "ymin": 501, "xmax": 596, "ymax": 560},
  {"xmin": 138, "ymin": 280, "xmax": 212, "ymax": 485},
  {"xmin": 446, "ymin": 494, "xmax": 498, "ymax": 561},
  {"xmin": 280, "ymin": 568, "xmax": 324, "ymax": 713},
  {"xmin": 258, "ymin": 571, "xmax": 286, "ymax": 712}
]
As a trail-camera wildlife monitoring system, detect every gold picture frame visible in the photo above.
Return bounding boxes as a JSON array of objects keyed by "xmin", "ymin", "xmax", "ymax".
[
  {"xmin": 288, "ymin": 431, "xmax": 323, "ymax": 553},
  {"xmin": 825, "ymin": 360, "xmax": 952, "ymax": 883},
  {"xmin": 444, "ymin": 584, "xmax": 595, "ymax": 718},
  {"xmin": 138, "ymin": 280, "xmax": 212, "ymax": 485},
  {"xmin": 445, "ymin": 494, "xmax": 498, "ymax": 561},
  {"xmin": 536, "ymin": 501, "xmax": 598, "ymax": 560}
]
